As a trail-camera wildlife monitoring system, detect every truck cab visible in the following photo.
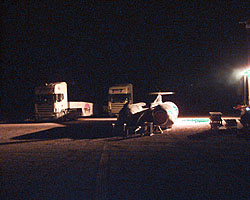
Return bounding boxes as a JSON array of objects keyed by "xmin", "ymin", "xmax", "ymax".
[
  {"xmin": 108, "ymin": 83, "xmax": 133, "ymax": 116},
  {"xmin": 35, "ymin": 82, "xmax": 68, "ymax": 120}
]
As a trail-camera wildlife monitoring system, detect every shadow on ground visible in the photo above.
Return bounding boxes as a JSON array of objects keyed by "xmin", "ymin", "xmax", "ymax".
[
  {"xmin": 7, "ymin": 121, "xmax": 117, "ymax": 143},
  {"xmin": 2, "ymin": 120, "xmax": 249, "ymax": 146}
]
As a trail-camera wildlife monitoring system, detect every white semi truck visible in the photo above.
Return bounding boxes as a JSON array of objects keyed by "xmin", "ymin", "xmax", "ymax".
[
  {"xmin": 108, "ymin": 83, "xmax": 133, "ymax": 116},
  {"xmin": 34, "ymin": 82, "xmax": 93, "ymax": 121}
]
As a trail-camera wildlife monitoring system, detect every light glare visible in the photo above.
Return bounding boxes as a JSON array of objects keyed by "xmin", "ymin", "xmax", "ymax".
[
  {"xmin": 232, "ymin": 67, "xmax": 250, "ymax": 80},
  {"xmin": 244, "ymin": 69, "xmax": 250, "ymax": 76}
]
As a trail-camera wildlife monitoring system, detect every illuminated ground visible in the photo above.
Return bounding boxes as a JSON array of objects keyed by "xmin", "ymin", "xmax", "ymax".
[{"xmin": 0, "ymin": 117, "xmax": 249, "ymax": 200}]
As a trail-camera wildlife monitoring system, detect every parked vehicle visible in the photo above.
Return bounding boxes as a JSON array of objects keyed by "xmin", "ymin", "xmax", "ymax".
[
  {"xmin": 108, "ymin": 83, "xmax": 133, "ymax": 116},
  {"xmin": 34, "ymin": 82, "xmax": 93, "ymax": 121}
]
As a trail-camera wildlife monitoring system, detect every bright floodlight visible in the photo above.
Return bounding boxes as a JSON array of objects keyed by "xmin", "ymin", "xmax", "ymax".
[
  {"xmin": 244, "ymin": 69, "xmax": 250, "ymax": 76},
  {"xmin": 235, "ymin": 68, "xmax": 250, "ymax": 79},
  {"xmin": 149, "ymin": 92, "xmax": 175, "ymax": 95}
]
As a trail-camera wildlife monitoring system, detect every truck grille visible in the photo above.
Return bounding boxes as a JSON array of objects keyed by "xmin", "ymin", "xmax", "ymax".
[
  {"xmin": 111, "ymin": 103, "xmax": 124, "ymax": 114},
  {"xmin": 35, "ymin": 104, "xmax": 55, "ymax": 118}
]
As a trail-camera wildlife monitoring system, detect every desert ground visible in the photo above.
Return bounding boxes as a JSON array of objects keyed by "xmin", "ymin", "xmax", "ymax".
[{"xmin": 0, "ymin": 117, "xmax": 249, "ymax": 200}]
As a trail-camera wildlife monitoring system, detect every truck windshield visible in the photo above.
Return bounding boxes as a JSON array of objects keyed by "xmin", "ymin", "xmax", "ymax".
[
  {"xmin": 109, "ymin": 94, "xmax": 131, "ymax": 103},
  {"xmin": 36, "ymin": 94, "xmax": 64, "ymax": 103},
  {"xmin": 36, "ymin": 94, "xmax": 55, "ymax": 104}
]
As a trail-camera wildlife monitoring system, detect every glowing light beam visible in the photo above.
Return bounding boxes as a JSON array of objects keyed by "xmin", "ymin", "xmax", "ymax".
[{"xmin": 244, "ymin": 69, "xmax": 250, "ymax": 77}]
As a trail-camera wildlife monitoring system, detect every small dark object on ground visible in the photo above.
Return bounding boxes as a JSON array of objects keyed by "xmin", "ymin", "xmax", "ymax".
[
  {"xmin": 224, "ymin": 119, "xmax": 238, "ymax": 129},
  {"xmin": 209, "ymin": 112, "xmax": 223, "ymax": 130}
]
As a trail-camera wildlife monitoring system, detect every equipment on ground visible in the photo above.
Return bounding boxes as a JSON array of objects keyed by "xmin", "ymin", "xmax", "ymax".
[
  {"xmin": 209, "ymin": 112, "xmax": 223, "ymax": 130},
  {"xmin": 115, "ymin": 92, "xmax": 179, "ymax": 137}
]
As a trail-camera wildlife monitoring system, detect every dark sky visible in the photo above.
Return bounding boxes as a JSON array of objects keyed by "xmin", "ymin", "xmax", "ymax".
[{"xmin": 1, "ymin": 1, "xmax": 250, "ymax": 118}]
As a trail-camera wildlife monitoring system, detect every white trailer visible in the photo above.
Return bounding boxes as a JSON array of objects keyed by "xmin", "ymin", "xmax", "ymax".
[
  {"xmin": 34, "ymin": 82, "xmax": 93, "ymax": 121},
  {"xmin": 68, "ymin": 102, "xmax": 93, "ymax": 117}
]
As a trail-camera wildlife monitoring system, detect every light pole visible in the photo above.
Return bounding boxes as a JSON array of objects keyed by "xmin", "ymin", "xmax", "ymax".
[
  {"xmin": 239, "ymin": 19, "xmax": 250, "ymax": 62},
  {"xmin": 236, "ymin": 20, "xmax": 250, "ymax": 129},
  {"xmin": 239, "ymin": 20, "xmax": 250, "ymax": 106},
  {"xmin": 243, "ymin": 69, "xmax": 250, "ymax": 105}
]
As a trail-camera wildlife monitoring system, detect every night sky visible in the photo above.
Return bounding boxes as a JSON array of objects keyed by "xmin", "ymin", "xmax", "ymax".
[{"xmin": 1, "ymin": 1, "xmax": 250, "ymax": 119}]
